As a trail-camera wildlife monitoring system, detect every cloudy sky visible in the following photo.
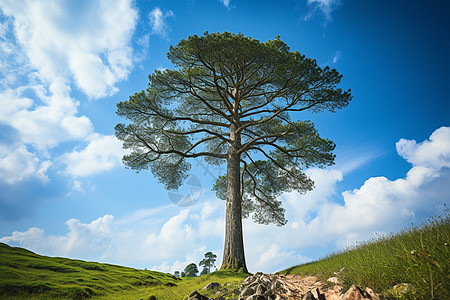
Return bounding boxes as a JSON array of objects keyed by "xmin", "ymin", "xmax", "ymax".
[{"xmin": 0, "ymin": 0, "xmax": 449, "ymax": 274}]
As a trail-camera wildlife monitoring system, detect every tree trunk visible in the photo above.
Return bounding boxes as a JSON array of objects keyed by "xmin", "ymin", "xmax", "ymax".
[{"xmin": 220, "ymin": 123, "xmax": 248, "ymax": 273}]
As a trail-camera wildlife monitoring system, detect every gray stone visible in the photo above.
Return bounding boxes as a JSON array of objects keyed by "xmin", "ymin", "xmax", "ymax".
[
  {"xmin": 302, "ymin": 291, "xmax": 316, "ymax": 300},
  {"xmin": 392, "ymin": 283, "xmax": 413, "ymax": 295},
  {"xmin": 240, "ymin": 286, "xmax": 255, "ymax": 297},
  {"xmin": 246, "ymin": 295, "xmax": 266, "ymax": 300},
  {"xmin": 255, "ymin": 284, "xmax": 267, "ymax": 295},
  {"xmin": 327, "ymin": 277, "xmax": 340, "ymax": 284},
  {"xmin": 187, "ymin": 290, "xmax": 208, "ymax": 300},
  {"xmin": 243, "ymin": 275, "xmax": 254, "ymax": 284},
  {"xmin": 340, "ymin": 285, "xmax": 365, "ymax": 300},
  {"xmin": 247, "ymin": 279, "xmax": 261, "ymax": 289},
  {"xmin": 202, "ymin": 282, "xmax": 221, "ymax": 291},
  {"xmin": 365, "ymin": 287, "xmax": 380, "ymax": 300},
  {"xmin": 311, "ymin": 287, "xmax": 325, "ymax": 300},
  {"xmin": 271, "ymin": 280, "xmax": 283, "ymax": 290}
]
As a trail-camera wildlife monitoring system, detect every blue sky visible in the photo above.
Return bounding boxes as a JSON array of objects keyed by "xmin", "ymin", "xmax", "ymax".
[{"xmin": 0, "ymin": 0, "xmax": 449, "ymax": 274}]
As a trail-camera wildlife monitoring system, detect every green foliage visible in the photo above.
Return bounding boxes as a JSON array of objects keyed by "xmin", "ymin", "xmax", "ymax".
[
  {"xmin": 182, "ymin": 263, "xmax": 199, "ymax": 277},
  {"xmin": 115, "ymin": 31, "xmax": 351, "ymax": 226},
  {"xmin": 199, "ymin": 251, "xmax": 217, "ymax": 274},
  {"xmin": 279, "ymin": 211, "xmax": 450, "ymax": 299}
]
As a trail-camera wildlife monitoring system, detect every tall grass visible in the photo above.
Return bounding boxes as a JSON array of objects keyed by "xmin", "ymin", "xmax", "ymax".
[{"xmin": 280, "ymin": 211, "xmax": 449, "ymax": 299}]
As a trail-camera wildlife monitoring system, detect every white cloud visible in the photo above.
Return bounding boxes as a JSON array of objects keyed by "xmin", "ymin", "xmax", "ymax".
[
  {"xmin": 61, "ymin": 134, "xmax": 127, "ymax": 177},
  {"xmin": 0, "ymin": 80, "xmax": 94, "ymax": 150},
  {"xmin": 332, "ymin": 50, "xmax": 341, "ymax": 64},
  {"xmin": 396, "ymin": 127, "xmax": 450, "ymax": 170},
  {"xmin": 0, "ymin": 215, "xmax": 116, "ymax": 260},
  {"xmin": 0, "ymin": 146, "xmax": 51, "ymax": 184},
  {"xmin": 254, "ymin": 126, "xmax": 450, "ymax": 250},
  {"xmin": 254, "ymin": 244, "xmax": 310, "ymax": 272},
  {"xmin": 304, "ymin": 0, "xmax": 341, "ymax": 22},
  {"xmin": 0, "ymin": 80, "xmax": 93, "ymax": 183},
  {"xmin": 0, "ymin": 0, "xmax": 138, "ymax": 183},
  {"xmin": 0, "ymin": 0, "xmax": 137, "ymax": 99},
  {"xmin": 149, "ymin": 7, "xmax": 174, "ymax": 40},
  {"xmin": 218, "ymin": 0, "xmax": 231, "ymax": 8},
  {"xmin": 0, "ymin": 205, "xmax": 212, "ymax": 270}
]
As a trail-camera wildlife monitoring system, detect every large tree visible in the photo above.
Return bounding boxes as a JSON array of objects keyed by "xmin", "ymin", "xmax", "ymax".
[{"xmin": 115, "ymin": 32, "xmax": 351, "ymax": 273}]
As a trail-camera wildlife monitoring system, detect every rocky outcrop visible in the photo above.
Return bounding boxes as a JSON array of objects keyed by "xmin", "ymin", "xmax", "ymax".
[{"xmin": 187, "ymin": 272, "xmax": 384, "ymax": 300}]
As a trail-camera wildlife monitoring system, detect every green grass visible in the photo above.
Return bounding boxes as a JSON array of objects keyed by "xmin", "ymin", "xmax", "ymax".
[
  {"xmin": 279, "ymin": 212, "xmax": 450, "ymax": 299},
  {"xmin": 0, "ymin": 243, "xmax": 247, "ymax": 299},
  {"xmin": 3, "ymin": 212, "xmax": 448, "ymax": 299},
  {"xmin": 95, "ymin": 270, "xmax": 247, "ymax": 300}
]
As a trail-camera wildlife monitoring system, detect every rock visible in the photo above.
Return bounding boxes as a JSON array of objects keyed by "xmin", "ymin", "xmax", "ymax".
[
  {"xmin": 247, "ymin": 279, "xmax": 261, "ymax": 289},
  {"xmin": 340, "ymin": 285, "xmax": 365, "ymax": 300},
  {"xmin": 302, "ymin": 291, "xmax": 316, "ymax": 300},
  {"xmin": 215, "ymin": 288, "xmax": 228, "ymax": 296},
  {"xmin": 364, "ymin": 287, "xmax": 380, "ymax": 300},
  {"xmin": 240, "ymin": 286, "xmax": 255, "ymax": 297},
  {"xmin": 149, "ymin": 296, "xmax": 156, "ymax": 300},
  {"xmin": 392, "ymin": 283, "xmax": 413, "ymax": 295},
  {"xmin": 202, "ymin": 282, "xmax": 221, "ymax": 291},
  {"xmin": 243, "ymin": 275, "xmax": 254, "ymax": 284},
  {"xmin": 311, "ymin": 287, "xmax": 326, "ymax": 300},
  {"xmin": 255, "ymin": 284, "xmax": 267, "ymax": 295},
  {"xmin": 246, "ymin": 295, "xmax": 266, "ymax": 300},
  {"xmin": 324, "ymin": 285, "xmax": 344, "ymax": 300},
  {"xmin": 187, "ymin": 290, "xmax": 208, "ymax": 300},
  {"xmin": 327, "ymin": 277, "xmax": 340, "ymax": 284},
  {"xmin": 325, "ymin": 292, "xmax": 341, "ymax": 300},
  {"xmin": 271, "ymin": 279, "xmax": 284, "ymax": 291}
]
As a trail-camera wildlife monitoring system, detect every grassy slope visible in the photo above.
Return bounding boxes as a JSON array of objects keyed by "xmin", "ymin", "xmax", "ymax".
[
  {"xmin": 279, "ymin": 213, "xmax": 449, "ymax": 299},
  {"xmin": 2, "ymin": 213, "xmax": 448, "ymax": 300},
  {"xmin": 0, "ymin": 243, "xmax": 247, "ymax": 299}
]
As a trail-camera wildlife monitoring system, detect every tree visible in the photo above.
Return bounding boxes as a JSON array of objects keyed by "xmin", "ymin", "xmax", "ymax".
[
  {"xmin": 174, "ymin": 270, "xmax": 180, "ymax": 277},
  {"xmin": 200, "ymin": 267, "xmax": 208, "ymax": 276},
  {"xmin": 182, "ymin": 263, "xmax": 199, "ymax": 277},
  {"xmin": 199, "ymin": 251, "xmax": 217, "ymax": 274},
  {"xmin": 115, "ymin": 32, "xmax": 352, "ymax": 273}
]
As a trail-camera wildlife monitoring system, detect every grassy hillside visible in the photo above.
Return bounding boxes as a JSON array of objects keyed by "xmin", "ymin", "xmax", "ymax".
[
  {"xmin": 0, "ymin": 243, "xmax": 247, "ymax": 299},
  {"xmin": 2, "ymin": 212, "xmax": 448, "ymax": 299},
  {"xmin": 280, "ymin": 212, "xmax": 449, "ymax": 299}
]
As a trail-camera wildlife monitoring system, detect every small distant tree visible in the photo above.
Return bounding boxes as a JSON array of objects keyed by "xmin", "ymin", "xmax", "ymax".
[
  {"xmin": 174, "ymin": 270, "xmax": 180, "ymax": 277},
  {"xmin": 199, "ymin": 251, "xmax": 217, "ymax": 274},
  {"xmin": 182, "ymin": 263, "xmax": 199, "ymax": 277},
  {"xmin": 200, "ymin": 267, "xmax": 208, "ymax": 276},
  {"xmin": 180, "ymin": 271, "xmax": 186, "ymax": 277}
]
